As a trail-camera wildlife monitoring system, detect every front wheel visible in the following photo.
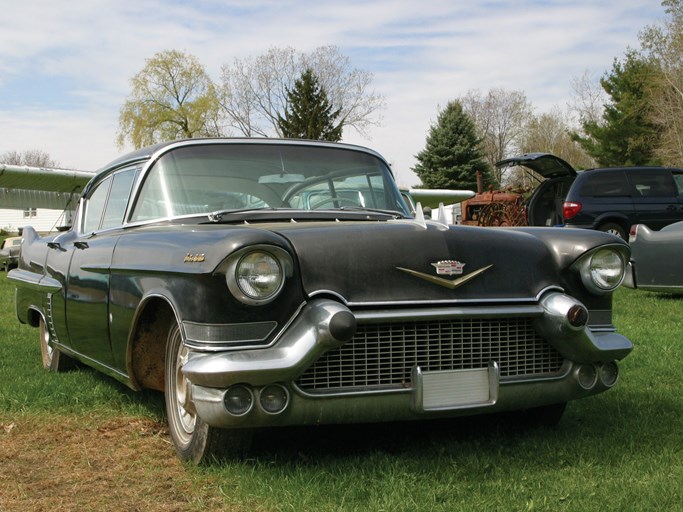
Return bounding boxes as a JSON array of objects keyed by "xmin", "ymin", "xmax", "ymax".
[{"xmin": 164, "ymin": 322, "xmax": 252, "ymax": 464}]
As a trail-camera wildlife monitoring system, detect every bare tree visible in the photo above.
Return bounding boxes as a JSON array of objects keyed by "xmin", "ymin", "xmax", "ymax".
[
  {"xmin": 640, "ymin": 0, "xmax": 683, "ymax": 165},
  {"xmin": 117, "ymin": 50, "xmax": 223, "ymax": 149},
  {"xmin": 568, "ymin": 70, "xmax": 608, "ymax": 127},
  {"xmin": 460, "ymin": 88, "xmax": 533, "ymax": 184},
  {"xmin": 0, "ymin": 149, "xmax": 59, "ymax": 167},
  {"xmin": 220, "ymin": 46, "xmax": 385, "ymax": 138},
  {"xmin": 518, "ymin": 108, "xmax": 596, "ymax": 183}
]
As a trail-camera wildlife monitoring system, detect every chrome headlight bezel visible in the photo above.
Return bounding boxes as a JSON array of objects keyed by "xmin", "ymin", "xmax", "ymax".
[
  {"xmin": 575, "ymin": 245, "xmax": 629, "ymax": 295},
  {"xmin": 225, "ymin": 245, "xmax": 293, "ymax": 305}
]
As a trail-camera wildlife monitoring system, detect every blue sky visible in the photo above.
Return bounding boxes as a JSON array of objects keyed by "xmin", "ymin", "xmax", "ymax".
[{"xmin": 0, "ymin": 0, "xmax": 665, "ymax": 186}]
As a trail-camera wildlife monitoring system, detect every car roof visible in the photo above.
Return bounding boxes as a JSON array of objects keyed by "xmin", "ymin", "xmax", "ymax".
[{"xmin": 496, "ymin": 152, "xmax": 576, "ymax": 179}]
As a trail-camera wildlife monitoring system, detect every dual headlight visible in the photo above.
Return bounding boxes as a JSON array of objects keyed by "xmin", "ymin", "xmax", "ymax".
[
  {"xmin": 225, "ymin": 246, "xmax": 293, "ymax": 305},
  {"xmin": 576, "ymin": 246, "xmax": 628, "ymax": 295}
]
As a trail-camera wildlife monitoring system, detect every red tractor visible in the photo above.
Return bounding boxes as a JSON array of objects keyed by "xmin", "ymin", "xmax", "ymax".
[{"xmin": 460, "ymin": 172, "xmax": 528, "ymax": 227}]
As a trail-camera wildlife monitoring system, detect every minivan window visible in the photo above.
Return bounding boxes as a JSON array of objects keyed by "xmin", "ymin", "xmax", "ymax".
[
  {"xmin": 627, "ymin": 169, "xmax": 677, "ymax": 198},
  {"xmin": 579, "ymin": 171, "xmax": 629, "ymax": 197},
  {"xmin": 673, "ymin": 172, "xmax": 683, "ymax": 197}
]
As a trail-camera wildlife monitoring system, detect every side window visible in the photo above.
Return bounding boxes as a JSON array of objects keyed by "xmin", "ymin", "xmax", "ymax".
[
  {"xmin": 100, "ymin": 169, "xmax": 137, "ymax": 229},
  {"xmin": 580, "ymin": 171, "xmax": 629, "ymax": 197},
  {"xmin": 627, "ymin": 169, "xmax": 676, "ymax": 198},
  {"xmin": 83, "ymin": 177, "xmax": 112, "ymax": 233},
  {"xmin": 673, "ymin": 172, "xmax": 683, "ymax": 198}
]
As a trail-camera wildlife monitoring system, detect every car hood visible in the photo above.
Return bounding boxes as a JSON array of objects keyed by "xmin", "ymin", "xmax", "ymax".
[
  {"xmin": 272, "ymin": 221, "xmax": 565, "ymax": 304},
  {"xmin": 496, "ymin": 153, "xmax": 576, "ymax": 179}
]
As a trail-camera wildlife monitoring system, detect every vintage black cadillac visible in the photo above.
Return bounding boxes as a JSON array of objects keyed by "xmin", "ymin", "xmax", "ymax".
[{"xmin": 9, "ymin": 139, "xmax": 633, "ymax": 463}]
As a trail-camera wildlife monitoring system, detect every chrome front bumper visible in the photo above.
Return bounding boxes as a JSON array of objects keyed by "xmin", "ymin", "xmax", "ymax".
[{"xmin": 182, "ymin": 293, "xmax": 633, "ymax": 429}]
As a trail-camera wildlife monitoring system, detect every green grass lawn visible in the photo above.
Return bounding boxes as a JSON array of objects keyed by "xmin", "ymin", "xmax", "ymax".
[{"xmin": 0, "ymin": 271, "xmax": 681, "ymax": 511}]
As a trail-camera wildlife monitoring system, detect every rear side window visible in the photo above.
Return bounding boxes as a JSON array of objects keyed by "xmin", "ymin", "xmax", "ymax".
[
  {"xmin": 673, "ymin": 172, "xmax": 683, "ymax": 198},
  {"xmin": 627, "ymin": 169, "xmax": 677, "ymax": 198},
  {"xmin": 82, "ymin": 168, "xmax": 138, "ymax": 233},
  {"xmin": 579, "ymin": 171, "xmax": 629, "ymax": 197}
]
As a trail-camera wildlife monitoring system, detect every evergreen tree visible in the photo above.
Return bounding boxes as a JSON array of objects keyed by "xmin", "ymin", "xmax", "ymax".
[
  {"xmin": 572, "ymin": 52, "xmax": 662, "ymax": 166},
  {"xmin": 412, "ymin": 100, "xmax": 495, "ymax": 190},
  {"xmin": 277, "ymin": 69, "xmax": 343, "ymax": 141}
]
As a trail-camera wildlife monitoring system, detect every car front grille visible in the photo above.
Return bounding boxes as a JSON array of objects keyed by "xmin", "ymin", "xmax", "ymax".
[{"xmin": 296, "ymin": 317, "xmax": 565, "ymax": 393}]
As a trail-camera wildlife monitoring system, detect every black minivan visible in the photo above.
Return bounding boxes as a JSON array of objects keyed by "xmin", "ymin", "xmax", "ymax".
[{"xmin": 498, "ymin": 153, "xmax": 683, "ymax": 239}]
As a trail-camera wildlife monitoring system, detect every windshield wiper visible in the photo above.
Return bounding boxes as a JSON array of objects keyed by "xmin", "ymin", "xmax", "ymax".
[
  {"xmin": 206, "ymin": 208, "xmax": 275, "ymax": 222},
  {"xmin": 337, "ymin": 206, "xmax": 407, "ymax": 218}
]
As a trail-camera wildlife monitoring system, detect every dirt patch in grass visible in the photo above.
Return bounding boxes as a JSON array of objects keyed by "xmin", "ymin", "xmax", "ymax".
[{"xmin": 0, "ymin": 414, "xmax": 248, "ymax": 511}]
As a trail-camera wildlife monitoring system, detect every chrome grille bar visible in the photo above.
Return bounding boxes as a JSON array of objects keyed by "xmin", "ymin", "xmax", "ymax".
[{"xmin": 296, "ymin": 317, "xmax": 564, "ymax": 392}]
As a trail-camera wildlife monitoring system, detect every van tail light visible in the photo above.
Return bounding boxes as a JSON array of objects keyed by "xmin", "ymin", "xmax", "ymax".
[{"xmin": 563, "ymin": 201, "xmax": 582, "ymax": 221}]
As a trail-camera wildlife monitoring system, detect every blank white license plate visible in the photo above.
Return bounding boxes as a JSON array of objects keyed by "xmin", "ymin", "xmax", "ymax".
[{"xmin": 412, "ymin": 363, "xmax": 499, "ymax": 412}]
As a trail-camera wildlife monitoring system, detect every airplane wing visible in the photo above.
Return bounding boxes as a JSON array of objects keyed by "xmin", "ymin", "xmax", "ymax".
[
  {"xmin": 0, "ymin": 164, "xmax": 94, "ymax": 210},
  {"xmin": 405, "ymin": 188, "xmax": 475, "ymax": 209}
]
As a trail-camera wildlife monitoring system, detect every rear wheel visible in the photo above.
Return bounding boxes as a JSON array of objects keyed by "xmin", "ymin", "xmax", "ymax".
[
  {"xmin": 39, "ymin": 317, "xmax": 75, "ymax": 371},
  {"xmin": 598, "ymin": 222, "xmax": 626, "ymax": 240},
  {"xmin": 164, "ymin": 321, "xmax": 252, "ymax": 464}
]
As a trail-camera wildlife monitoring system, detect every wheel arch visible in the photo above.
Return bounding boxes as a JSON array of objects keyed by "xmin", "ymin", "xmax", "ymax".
[
  {"xmin": 26, "ymin": 306, "xmax": 43, "ymax": 328},
  {"xmin": 593, "ymin": 213, "xmax": 630, "ymax": 232},
  {"xmin": 127, "ymin": 294, "xmax": 180, "ymax": 392}
]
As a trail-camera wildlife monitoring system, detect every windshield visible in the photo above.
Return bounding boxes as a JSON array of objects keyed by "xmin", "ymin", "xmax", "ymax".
[{"xmin": 129, "ymin": 143, "xmax": 410, "ymax": 222}]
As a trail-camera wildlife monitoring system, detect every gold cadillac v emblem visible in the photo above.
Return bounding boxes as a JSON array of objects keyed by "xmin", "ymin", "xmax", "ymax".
[{"xmin": 397, "ymin": 263, "xmax": 493, "ymax": 289}]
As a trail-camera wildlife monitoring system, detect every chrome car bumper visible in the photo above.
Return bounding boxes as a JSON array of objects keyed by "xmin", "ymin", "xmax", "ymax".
[{"xmin": 182, "ymin": 293, "xmax": 633, "ymax": 429}]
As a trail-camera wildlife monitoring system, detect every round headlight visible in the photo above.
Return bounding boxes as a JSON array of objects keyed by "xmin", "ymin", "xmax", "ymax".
[
  {"xmin": 235, "ymin": 251, "xmax": 284, "ymax": 301},
  {"xmin": 588, "ymin": 248, "xmax": 625, "ymax": 291}
]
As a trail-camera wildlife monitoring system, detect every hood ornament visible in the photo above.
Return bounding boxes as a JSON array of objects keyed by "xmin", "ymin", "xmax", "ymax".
[{"xmin": 397, "ymin": 263, "xmax": 493, "ymax": 290}]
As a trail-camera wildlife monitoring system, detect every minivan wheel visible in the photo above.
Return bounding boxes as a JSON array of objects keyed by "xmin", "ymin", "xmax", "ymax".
[{"xmin": 598, "ymin": 222, "xmax": 626, "ymax": 240}]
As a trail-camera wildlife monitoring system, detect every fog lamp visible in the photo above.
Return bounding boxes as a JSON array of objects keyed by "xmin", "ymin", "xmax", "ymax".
[
  {"xmin": 224, "ymin": 385, "xmax": 253, "ymax": 416},
  {"xmin": 259, "ymin": 384, "xmax": 289, "ymax": 414},
  {"xmin": 577, "ymin": 364, "xmax": 598, "ymax": 390},
  {"xmin": 599, "ymin": 362, "xmax": 619, "ymax": 387}
]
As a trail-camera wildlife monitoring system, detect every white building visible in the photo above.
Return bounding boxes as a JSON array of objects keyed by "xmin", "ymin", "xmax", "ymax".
[
  {"xmin": 0, "ymin": 164, "xmax": 94, "ymax": 235},
  {"xmin": 0, "ymin": 208, "xmax": 69, "ymax": 235}
]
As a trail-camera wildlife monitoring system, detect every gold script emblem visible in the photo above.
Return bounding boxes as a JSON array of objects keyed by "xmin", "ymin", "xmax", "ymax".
[{"xmin": 184, "ymin": 253, "xmax": 205, "ymax": 263}]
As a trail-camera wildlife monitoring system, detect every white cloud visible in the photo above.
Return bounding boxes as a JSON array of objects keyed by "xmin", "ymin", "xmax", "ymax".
[{"xmin": 0, "ymin": 0, "xmax": 666, "ymax": 185}]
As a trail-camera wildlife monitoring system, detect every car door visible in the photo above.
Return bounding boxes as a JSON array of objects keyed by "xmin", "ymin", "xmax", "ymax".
[
  {"xmin": 627, "ymin": 169, "xmax": 683, "ymax": 229},
  {"xmin": 64, "ymin": 168, "xmax": 137, "ymax": 368}
]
